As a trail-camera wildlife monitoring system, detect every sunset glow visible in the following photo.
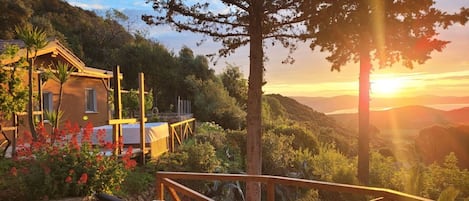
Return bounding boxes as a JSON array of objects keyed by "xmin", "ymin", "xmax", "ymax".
[
  {"xmin": 65, "ymin": 0, "xmax": 469, "ymax": 99},
  {"xmin": 371, "ymin": 77, "xmax": 405, "ymax": 97}
]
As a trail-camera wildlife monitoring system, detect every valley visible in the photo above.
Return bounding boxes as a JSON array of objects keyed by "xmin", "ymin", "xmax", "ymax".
[{"xmin": 295, "ymin": 96, "xmax": 469, "ymax": 167}]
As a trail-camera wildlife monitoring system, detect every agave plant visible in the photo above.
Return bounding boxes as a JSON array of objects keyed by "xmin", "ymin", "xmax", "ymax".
[
  {"xmin": 437, "ymin": 186, "xmax": 460, "ymax": 201},
  {"xmin": 43, "ymin": 110, "xmax": 64, "ymax": 130},
  {"xmin": 205, "ymin": 180, "xmax": 245, "ymax": 201}
]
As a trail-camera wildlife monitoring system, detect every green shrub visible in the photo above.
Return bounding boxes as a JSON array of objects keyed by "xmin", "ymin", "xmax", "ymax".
[
  {"xmin": 195, "ymin": 122, "xmax": 227, "ymax": 151},
  {"xmin": 121, "ymin": 167, "xmax": 154, "ymax": 196},
  {"xmin": 421, "ymin": 153, "xmax": 469, "ymax": 199},
  {"xmin": 262, "ymin": 132, "xmax": 296, "ymax": 176},
  {"xmin": 309, "ymin": 143, "xmax": 361, "ymax": 201},
  {"xmin": 157, "ymin": 139, "xmax": 221, "ymax": 173},
  {"xmin": 369, "ymin": 151, "xmax": 400, "ymax": 189},
  {"xmin": 0, "ymin": 122, "xmax": 136, "ymax": 201},
  {"xmin": 310, "ymin": 143, "xmax": 356, "ymax": 183}
]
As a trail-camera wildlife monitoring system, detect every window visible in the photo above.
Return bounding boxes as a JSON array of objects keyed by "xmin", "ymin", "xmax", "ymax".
[
  {"xmin": 85, "ymin": 88, "xmax": 97, "ymax": 112},
  {"xmin": 43, "ymin": 92, "xmax": 53, "ymax": 120},
  {"xmin": 43, "ymin": 92, "xmax": 53, "ymax": 112}
]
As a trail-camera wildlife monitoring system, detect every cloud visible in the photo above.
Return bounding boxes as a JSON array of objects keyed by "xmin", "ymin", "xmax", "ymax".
[
  {"xmin": 265, "ymin": 69, "xmax": 469, "ymax": 97},
  {"xmin": 380, "ymin": 70, "xmax": 469, "ymax": 97},
  {"xmin": 409, "ymin": 70, "xmax": 469, "ymax": 82},
  {"xmin": 67, "ymin": 1, "xmax": 107, "ymax": 10},
  {"xmin": 264, "ymin": 81, "xmax": 358, "ymax": 97},
  {"xmin": 373, "ymin": 70, "xmax": 469, "ymax": 83},
  {"xmin": 132, "ymin": 1, "xmax": 150, "ymax": 8},
  {"xmin": 66, "ymin": 0, "xmax": 153, "ymax": 11}
]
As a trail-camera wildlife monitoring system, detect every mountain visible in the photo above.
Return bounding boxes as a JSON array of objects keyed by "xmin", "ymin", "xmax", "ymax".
[
  {"xmin": 416, "ymin": 125, "xmax": 469, "ymax": 169},
  {"xmin": 292, "ymin": 95, "xmax": 357, "ymax": 114},
  {"xmin": 328, "ymin": 105, "xmax": 469, "ymax": 163},
  {"xmin": 292, "ymin": 95, "xmax": 469, "ymax": 114},
  {"xmin": 328, "ymin": 105, "xmax": 468, "ymax": 130}
]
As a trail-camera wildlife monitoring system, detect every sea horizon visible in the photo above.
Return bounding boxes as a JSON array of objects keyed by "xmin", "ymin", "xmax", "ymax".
[{"xmin": 325, "ymin": 103, "xmax": 469, "ymax": 115}]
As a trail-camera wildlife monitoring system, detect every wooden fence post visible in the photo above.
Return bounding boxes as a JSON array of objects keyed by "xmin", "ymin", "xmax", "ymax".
[
  {"xmin": 138, "ymin": 72, "xmax": 146, "ymax": 164},
  {"xmin": 112, "ymin": 65, "xmax": 123, "ymax": 155}
]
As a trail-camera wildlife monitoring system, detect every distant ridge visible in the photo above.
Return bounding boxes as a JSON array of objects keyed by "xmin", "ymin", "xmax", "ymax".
[
  {"xmin": 291, "ymin": 95, "xmax": 469, "ymax": 114},
  {"xmin": 328, "ymin": 105, "xmax": 469, "ymax": 130}
]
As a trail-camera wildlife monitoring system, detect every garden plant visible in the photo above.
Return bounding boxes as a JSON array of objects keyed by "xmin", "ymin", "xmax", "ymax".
[{"xmin": 0, "ymin": 121, "xmax": 137, "ymax": 201}]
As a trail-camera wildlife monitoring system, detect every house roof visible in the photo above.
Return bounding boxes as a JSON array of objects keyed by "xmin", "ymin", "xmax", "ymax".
[{"xmin": 0, "ymin": 39, "xmax": 113, "ymax": 79}]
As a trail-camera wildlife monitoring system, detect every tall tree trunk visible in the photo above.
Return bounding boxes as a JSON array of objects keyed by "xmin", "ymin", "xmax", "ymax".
[
  {"xmin": 54, "ymin": 84, "xmax": 64, "ymax": 129},
  {"xmin": 246, "ymin": 0, "xmax": 264, "ymax": 200},
  {"xmin": 358, "ymin": 0, "xmax": 371, "ymax": 185},
  {"xmin": 27, "ymin": 51, "xmax": 37, "ymax": 140}
]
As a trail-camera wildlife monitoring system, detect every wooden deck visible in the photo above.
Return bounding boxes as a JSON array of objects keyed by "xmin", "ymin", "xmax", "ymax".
[{"xmin": 155, "ymin": 171, "xmax": 433, "ymax": 201}]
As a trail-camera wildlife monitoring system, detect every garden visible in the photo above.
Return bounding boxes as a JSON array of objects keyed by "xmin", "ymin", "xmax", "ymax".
[{"xmin": 0, "ymin": 121, "xmax": 153, "ymax": 201}]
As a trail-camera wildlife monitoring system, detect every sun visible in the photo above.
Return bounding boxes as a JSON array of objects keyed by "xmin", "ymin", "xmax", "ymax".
[{"xmin": 371, "ymin": 77, "xmax": 404, "ymax": 97}]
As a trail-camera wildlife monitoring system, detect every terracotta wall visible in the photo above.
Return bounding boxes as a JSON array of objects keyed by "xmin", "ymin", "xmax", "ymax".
[
  {"xmin": 43, "ymin": 75, "xmax": 110, "ymax": 128},
  {"xmin": 3, "ymin": 73, "xmax": 111, "ymax": 133}
]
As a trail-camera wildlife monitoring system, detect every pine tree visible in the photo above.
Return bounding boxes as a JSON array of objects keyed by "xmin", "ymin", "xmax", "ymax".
[{"xmin": 143, "ymin": 1, "xmax": 310, "ymax": 199}]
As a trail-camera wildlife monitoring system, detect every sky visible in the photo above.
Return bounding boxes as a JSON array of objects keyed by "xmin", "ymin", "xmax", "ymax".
[{"xmin": 66, "ymin": 0, "xmax": 469, "ymax": 98}]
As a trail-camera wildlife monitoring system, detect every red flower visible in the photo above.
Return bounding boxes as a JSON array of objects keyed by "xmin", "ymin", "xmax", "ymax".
[
  {"xmin": 64, "ymin": 120, "xmax": 72, "ymax": 133},
  {"xmin": 36, "ymin": 122, "xmax": 45, "ymax": 135},
  {"xmin": 81, "ymin": 122, "xmax": 93, "ymax": 144},
  {"xmin": 65, "ymin": 176, "xmax": 72, "ymax": 183},
  {"xmin": 72, "ymin": 122, "xmax": 80, "ymax": 133},
  {"xmin": 22, "ymin": 131, "xmax": 33, "ymax": 145},
  {"xmin": 78, "ymin": 173, "xmax": 88, "ymax": 184},
  {"xmin": 50, "ymin": 146, "xmax": 59, "ymax": 156},
  {"xmin": 124, "ymin": 159, "xmax": 137, "ymax": 170},
  {"xmin": 125, "ymin": 146, "xmax": 133, "ymax": 156},
  {"xmin": 122, "ymin": 147, "xmax": 137, "ymax": 170},
  {"xmin": 32, "ymin": 141, "xmax": 42, "ymax": 150},
  {"xmin": 96, "ymin": 154, "xmax": 103, "ymax": 162},
  {"xmin": 58, "ymin": 129, "xmax": 67, "ymax": 141},
  {"xmin": 104, "ymin": 142, "xmax": 113, "ymax": 150},
  {"xmin": 96, "ymin": 129, "xmax": 106, "ymax": 146},
  {"xmin": 70, "ymin": 133, "xmax": 80, "ymax": 151},
  {"xmin": 10, "ymin": 167, "xmax": 17, "ymax": 177}
]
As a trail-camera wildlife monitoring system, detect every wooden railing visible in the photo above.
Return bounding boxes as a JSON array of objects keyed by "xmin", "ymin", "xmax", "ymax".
[
  {"xmin": 1, "ymin": 111, "xmax": 42, "ymax": 157},
  {"xmin": 155, "ymin": 171, "xmax": 433, "ymax": 201},
  {"xmin": 168, "ymin": 118, "xmax": 195, "ymax": 152}
]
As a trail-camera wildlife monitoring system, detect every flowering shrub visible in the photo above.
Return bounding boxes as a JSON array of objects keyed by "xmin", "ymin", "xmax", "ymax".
[{"xmin": 0, "ymin": 121, "xmax": 137, "ymax": 201}]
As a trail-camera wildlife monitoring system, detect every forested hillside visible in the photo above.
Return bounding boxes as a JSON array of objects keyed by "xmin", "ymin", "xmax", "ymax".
[
  {"xmin": 0, "ymin": 0, "xmax": 247, "ymax": 129},
  {"xmin": 264, "ymin": 94, "xmax": 357, "ymax": 155},
  {"xmin": 1, "ymin": 0, "xmax": 131, "ymax": 68},
  {"xmin": 2, "ymin": 1, "xmax": 469, "ymax": 200}
]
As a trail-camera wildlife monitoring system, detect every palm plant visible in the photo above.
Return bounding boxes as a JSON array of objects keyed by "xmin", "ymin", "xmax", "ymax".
[
  {"xmin": 46, "ymin": 61, "xmax": 75, "ymax": 129},
  {"xmin": 15, "ymin": 25, "xmax": 48, "ymax": 140}
]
